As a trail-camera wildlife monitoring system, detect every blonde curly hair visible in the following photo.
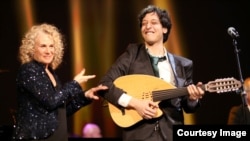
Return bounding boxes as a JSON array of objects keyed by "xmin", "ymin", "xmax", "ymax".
[{"xmin": 18, "ymin": 23, "xmax": 64, "ymax": 69}]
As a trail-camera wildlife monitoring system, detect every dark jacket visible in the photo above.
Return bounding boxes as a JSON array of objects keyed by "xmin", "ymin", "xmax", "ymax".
[
  {"xmin": 99, "ymin": 43, "xmax": 200, "ymax": 141},
  {"xmin": 13, "ymin": 61, "xmax": 92, "ymax": 140}
]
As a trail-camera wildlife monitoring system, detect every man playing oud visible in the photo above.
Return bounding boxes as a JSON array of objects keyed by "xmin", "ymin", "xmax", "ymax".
[{"xmin": 99, "ymin": 5, "xmax": 204, "ymax": 141}]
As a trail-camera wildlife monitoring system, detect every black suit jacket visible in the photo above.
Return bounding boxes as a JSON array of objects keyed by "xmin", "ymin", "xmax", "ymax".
[{"xmin": 99, "ymin": 43, "xmax": 200, "ymax": 141}]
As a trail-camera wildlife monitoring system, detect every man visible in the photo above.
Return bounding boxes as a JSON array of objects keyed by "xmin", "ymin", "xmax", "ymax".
[
  {"xmin": 228, "ymin": 77, "xmax": 250, "ymax": 124},
  {"xmin": 99, "ymin": 5, "xmax": 204, "ymax": 141}
]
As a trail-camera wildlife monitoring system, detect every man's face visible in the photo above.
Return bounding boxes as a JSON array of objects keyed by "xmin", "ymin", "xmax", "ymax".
[{"xmin": 141, "ymin": 12, "xmax": 167, "ymax": 45}]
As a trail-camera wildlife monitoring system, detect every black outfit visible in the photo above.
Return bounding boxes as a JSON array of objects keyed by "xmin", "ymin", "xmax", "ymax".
[
  {"xmin": 99, "ymin": 43, "xmax": 200, "ymax": 141},
  {"xmin": 228, "ymin": 104, "xmax": 250, "ymax": 124},
  {"xmin": 12, "ymin": 60, "xmax": 92, "ymax": 140}
]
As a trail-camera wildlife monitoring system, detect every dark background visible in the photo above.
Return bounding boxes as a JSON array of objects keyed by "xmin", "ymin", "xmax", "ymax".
[{"xmin": 0, "ymin": 0, "xmax": 250, "ymax": 138}]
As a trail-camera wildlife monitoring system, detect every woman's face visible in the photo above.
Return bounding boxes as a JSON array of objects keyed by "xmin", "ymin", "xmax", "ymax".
[{"xmin": 33, "ymin": 31, "xmax": 55, "ymax": 66}]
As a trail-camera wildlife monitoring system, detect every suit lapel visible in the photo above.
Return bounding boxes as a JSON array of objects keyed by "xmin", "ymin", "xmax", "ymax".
[
  {"xmin": 138, "ymin": 45, "xmax": 155, "ymax": 76},
  {"xmin": 167, "ymin": 53, "xmax": 186, "ymax": 87}
]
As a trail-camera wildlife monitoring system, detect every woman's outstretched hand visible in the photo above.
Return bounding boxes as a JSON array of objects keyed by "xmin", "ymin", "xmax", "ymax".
[{"xmin": 85, "ymin": 85, "xmax": 108, "ymax": 100}]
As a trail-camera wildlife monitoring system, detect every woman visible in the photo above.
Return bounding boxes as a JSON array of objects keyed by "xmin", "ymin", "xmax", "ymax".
[{"xmin": 12, "ymin": 23, "xmax": 107, "ymax": 141}]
